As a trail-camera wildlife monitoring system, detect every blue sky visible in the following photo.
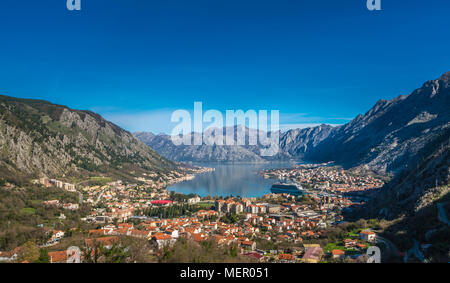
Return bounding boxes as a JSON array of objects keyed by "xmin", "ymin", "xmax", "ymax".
[{"xmin": 0, "ymin": 0, "xmax": 449, "ymax": 133}]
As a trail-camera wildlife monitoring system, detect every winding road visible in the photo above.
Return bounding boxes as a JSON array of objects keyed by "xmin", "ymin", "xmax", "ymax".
[{"xmin": 376, "ymin": 235, "xmax": 400, "ymax": 261}]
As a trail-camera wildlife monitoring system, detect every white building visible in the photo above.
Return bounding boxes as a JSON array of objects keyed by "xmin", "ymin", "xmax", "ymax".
[
  {"xmin": 188, "ymin": 196, "xmax": 201, "ymax": 204},
  {"xmin": 360, "ymin": 230, "xmax": 376, "ymax": 242}
]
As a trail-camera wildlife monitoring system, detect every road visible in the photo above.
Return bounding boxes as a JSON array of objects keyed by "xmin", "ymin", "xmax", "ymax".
[{"xmin": 375, "ymin": 235, "xmax": 400, "ymax": 261}]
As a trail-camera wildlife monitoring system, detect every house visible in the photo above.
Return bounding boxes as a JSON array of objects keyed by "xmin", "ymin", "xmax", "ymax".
[
  {"xmin": 360, "ymin": 230, "xmax": 376, "ymax": 242},
  {"xmin": 164, "ymin": 228, "xmax": 179, "ymax": 238},
  {"xmin": 0, "ymin": 251, "xmax": 14, "ymax": 262},
  {"xmin": 191, "ymin": 233, "xmax": 208, "ymax": 242},
  {"xmin": 94, "ymin": 216, "xmax": 112, "ymax": 223},
  {"xmin": 277, "ymin": 234, "xmax": 290, "ymax": 242},
  {"xmin": 118, "ymin": 223, "xmax": 133, "ymax": 230},
  {"xmin": 294, "ymin": 237, "xmax": 303, "ymax": 243},
  {"xmin": 188, "ymin": 196, "xmax": 201, "ymax": 204},
  {"xmin": 267, "ymin": 204, "xmax": 281, "ymax": 214},
  {"xmin": 233, "ymin": 203, "xmax": 244, "ymax": 214},
  {"xmin": 0, "ymin": 247, "xmax": 20, "ymax": 262},
  {"xmin": 89, "ymin": 229, "xmax": 109, "ymax": 236},
  {"xmin": 331, "ymin": 249, "xmax": 345, "ymax": 259},
  {"xmin": 244, "ymin": 252, "xmax": 264, "ymax": 262},
  {"xmin": 51, "ymin": 230, "xmax": 65, "ymax": 241},
  {"xmin": 48, "ymin": 250, "xmax": 68, "ymax": 263},
  {"xmin": 214, "ymin": 235, "xmax": 226, "ymax": 245},
  {"xmin": 204, "ymin": 222, "xmax": 218, "ymax": 230},
  {"xmin": 240, "ymin": 240, "xmax": 256, "ymax": 251},
  {"xmin": 85, "ymin": 236, "xmax": 119, "ymax": 249},
  {"xmin": 40, "ymin": 177, "xmax": 50, "ymax": 187},
  {"xmin": 63, "ymin": 203, "xmax": 79, "ymax": 210},
  {"xmin": 357, "ymin": 243, "xmax": 367, "ymax": 250},
  {"xmin": 317, "ymin": 222, "xmax": 327, "ymax": 229},
  {"xmin": 247, "ymin": 205, "xmax": 258, "ymax": 214},
  {"xmin": 113, "ymin": 227, "xmax": 131, "ymax": 236},
  {"xmin": 344, "ymin": 238, "xmax": 358, "ymax": 248},
  {"xmin": 130, "ymin": 229, "xmax": 151, "ymax": 239},
  {"xmin": 185, "ymin": 227, "xmax": 201, "ymax": 235},
  {"xmin": 151, "ymin": 233, "xmax": 176, "ymax": 249},
  {"xmin": 215, "ymin": 200, "xmax": 225, "ymax": 212},
  {"xmin": 151, "ymin": 200, "xmax": 172, "ymax": 206},
  {"xmin": 45, "ymin": 200, "xmax": 60, "ymax": 207},
  {"xmin": 301, "ymin": 231, "xmax": 315, "ymax": 238},
  {"xmin": 278, "ymin": 253, "xmax": 295, "ymax": 262},
  {"xmin": 261, "ymin": 223, "xmax": 272, "ymax": 231}
]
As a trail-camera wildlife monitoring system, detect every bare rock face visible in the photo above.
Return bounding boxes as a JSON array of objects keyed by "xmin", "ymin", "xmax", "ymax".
[
  {"xmin": 0, "ymin": 95, "xmax": 176, "ymax": 180},
  {"xmin": 305, "ymin": 72, "xmax": 450, "ymax": 174},
  {"xmin": 135, "ymin": 127, "xmax": 268, "ymax": 163},
  {"xmin": 277, "ymin": 124, "xmax": 334, "ymax": 159},
  {"xmin": 375, "ymin": 133, "xmax": 449, "ymax": 217}
]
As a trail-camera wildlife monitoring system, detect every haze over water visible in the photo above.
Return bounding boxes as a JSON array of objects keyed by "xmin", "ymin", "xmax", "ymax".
[{"xmin": 167, "ymin": 162, "xmax": 298, "ymax": 198}]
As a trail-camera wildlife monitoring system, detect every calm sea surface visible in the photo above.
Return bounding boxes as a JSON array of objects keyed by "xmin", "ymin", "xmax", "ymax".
[{"xmin": 167, "ymin": 162, "xmax": 299, "ymax": 198}]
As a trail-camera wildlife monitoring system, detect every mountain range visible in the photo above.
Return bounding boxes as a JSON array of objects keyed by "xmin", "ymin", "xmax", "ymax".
[
  {"xmin": 135, "ymin": 126, "xmax": 269, "ymax": 163},
  {"xmin": 136, "ymin": 72, "xmax": 450, "ymax": 176}
]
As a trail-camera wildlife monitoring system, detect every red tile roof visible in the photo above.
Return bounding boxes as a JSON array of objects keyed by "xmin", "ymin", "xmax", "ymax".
[
  {"xmin": 85, "ymin": 236, "xmax": 119, "ymax": 248},
  {"xmin": 278, "ymin": 254, "xmax": 294, "ymax": 260},
  {"xmin": 48, "ymin": 250, "xmax": 68, "ymax": 263},
  {"xmin": 332, "ymin": 249, "xmax": 344, "ymax": 256}
]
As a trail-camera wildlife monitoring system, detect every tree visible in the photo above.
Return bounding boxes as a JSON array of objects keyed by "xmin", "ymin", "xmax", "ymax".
[
  {"xmin": 220, "ymin": 213, "xmax": 239, "ymax": 224},
  {"xmin": 101, "ymin": 243, "xmax": 130, "ymax": 263},
  {"xmin": 121, "ymin": 237, "xmax": 155, "ymax": 263},
  {"xmin": 36, "ymin": 248, "xmax": 50, "ymax": 263},
  {"xmin": 17, "ymin": 241, "xmax": 40, "ymax": 262},
  {"xmin": 160, "ymin": 238, "xmax": 249, "ymax": 263},
  {"xmin": 356, "ymin": 219, "xmax": 368, "ymax": 229},
  {"xmin": 82, "ymin": 241, "xmax": 102, "ymax": 263}
]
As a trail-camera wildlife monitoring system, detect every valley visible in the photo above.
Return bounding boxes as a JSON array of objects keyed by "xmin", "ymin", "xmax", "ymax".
[{"xmin": 0, "ymin": 72, "xmax": 448, "ymax": 263}]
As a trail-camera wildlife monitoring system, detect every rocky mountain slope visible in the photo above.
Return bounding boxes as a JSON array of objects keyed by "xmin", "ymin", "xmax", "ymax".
[
  {"xmin": 277, "ymin": 124, "xmax": 334, "ymax": 159},
  {"xmin": 0, "ymin": 95, "xmax": 176, "ymax": 182},
  {"xmin": 360, "ymin": 136, "xmax": 450, "ymax": 262},
  {"xmin": 306, "ymin": 72, "xmax": 450, "ymax": 174},
  {"xmin": 135, "ymin": 126, "xmax": 267, "ymax": 163},
  {"xmin": 367, "ymin": 129, "xmax": 450, "ymax": 218}
]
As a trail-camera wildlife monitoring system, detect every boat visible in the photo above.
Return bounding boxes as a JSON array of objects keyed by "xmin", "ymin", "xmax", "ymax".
[{"xmin": 270, "ymin": 182, "xmax": 304, "ymax": 196}]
